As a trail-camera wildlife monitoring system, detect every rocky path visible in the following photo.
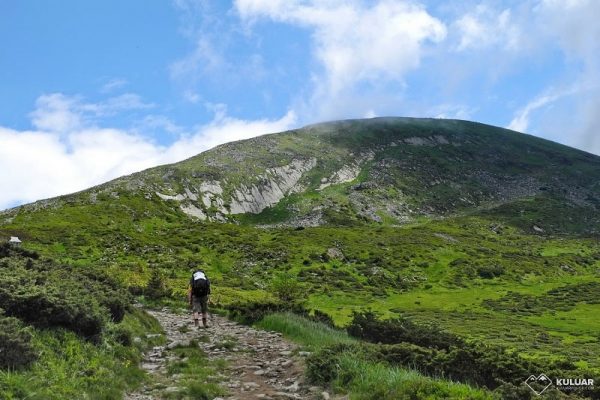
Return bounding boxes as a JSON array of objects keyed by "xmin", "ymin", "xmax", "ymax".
[{"xmin": 125, "ymin": 309, "xmax": 333, "ymax": 400}]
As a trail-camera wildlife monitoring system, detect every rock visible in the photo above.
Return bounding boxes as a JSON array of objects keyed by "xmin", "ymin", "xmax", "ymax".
[
  {"xmin": 243, "ymin": 382, "xmax": 261, "ymax": 390},
  {"xmin": 326, "ymin": 247, "xmax": 344, "ymax": 260},
  {"xmin": 321, "ymin": 391, "xmax": 331, "ymax": 400},
  {"xmin": 254, "ymin": 369, "xmax": 266, "ymax": 376},
  {"xmin": 284, "ymin": 381, "xmax": 300, "ymax": 392},
  {"xmin": 140, "ymin": 363, "xmax": 160, "ymax": 371}
]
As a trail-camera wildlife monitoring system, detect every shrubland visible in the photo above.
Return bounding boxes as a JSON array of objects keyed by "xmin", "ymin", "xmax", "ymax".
[{"xmin": 0, "ymin": 244, "xmax": 163, "ymax": 399}]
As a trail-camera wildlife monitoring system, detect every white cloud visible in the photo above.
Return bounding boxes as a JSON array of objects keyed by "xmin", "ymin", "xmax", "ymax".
[
  {"xmin": 100, "ymin": 78, "xmax": 128, "ymax": 94},
  {"xmin": 237, "ymin": 0, "xmax": 446, "ymax": 94},
  {"xmin": 454, "ymin": 5, "xmax": 521, "ymax": 51},
  {"xmin": 507, "ymin": 91, "xmax": 564, "ymax": 133},
  {"xmin": 506, "ymin": 0, "xmax": 600, "ymax": 149},
  {"xmin": 29, "ymin": 93, "xmax": 154, "ymax": 133},
  {"xmin": 431, "ymin": 104, "xmax": 475, "ymax": 120},
  {"xmin": 165, "ymin": 107, "xmax": 297, "ymax": 161},
  {"xmin": 535, "ymin": 0, "xmax": 600, "ymax": 65},
  {"xmin": 30, "ymin": 94, "xmax": 83, "ymax": 133},
  {"xmin": 0, "ymin": 94, "xmax": 297, "ymax": 210},
  {"xmin": 235, "ymin": 0, "xmax": 446, "ymax": 120},
  {"xmin": 170, "ymin": 37, "xmax": 229, "ymax": 84}
]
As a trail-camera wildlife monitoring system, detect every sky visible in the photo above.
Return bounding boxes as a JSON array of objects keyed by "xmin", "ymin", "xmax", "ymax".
[{"xmin": 1, "ymin": 0, "xmax": 599, "ymax": 210}]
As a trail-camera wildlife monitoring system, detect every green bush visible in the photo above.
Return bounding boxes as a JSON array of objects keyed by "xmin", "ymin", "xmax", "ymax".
[
  {"xmin": 343, "ymin": 312, "xmax": 594, "ymax": 396},
  {"xmin": 0, "ymin": 315, "xmax": 37, "ymax": 369},
  {"xmin": 226, "ymin": 301, "xmax": 306, "ymax": 325},
  {"xmin": 347, "ymin": 311, "xmax": 463, "ymax": 350},
  {"xmin": 476, "ymin": 264, "xmax": 505, "ymax": 279},
  {"xmin": 145, "ymin": 269, "xmax": 170, "ymax": 300},
  {"xmin": 0, "ymin": 244, "xmax": 130, "ymax": 338},
  {"xmin": 306, "ymin": 343, "xmax": 363, "ymax": 384},
  {"xmin": 269, "ymin": 271, "xmax": 304, "ymax": 303}
]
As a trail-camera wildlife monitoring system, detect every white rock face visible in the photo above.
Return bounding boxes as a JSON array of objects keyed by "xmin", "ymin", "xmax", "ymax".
[
  {"xmin": 228, "ymin": 158, "xmax": 317, "ymax": 214},
  {"xmin": 318, "ymin": 151, "xmax": 371, "ymax": 190},
  {"xmin": 156, "ymin": 160, "xmax": 315, "ymax": 218},
  {"xmin": 199, "ymin": 181, "xmax": 223, "ymax": 194},
  {"xmin": 156, "ymin": 192, "xmax": 186, "ymax": 201},
  {"xmin": 184, "ymin": 188, "xmax": 198, "ymax": 201},
  {"xmin": 180, "ymin": 203, "xmax": 207, "ymax": 220},
  {"xmin": 199, "ymin": 181, "xmax": 223, "ymax": 208},
  {"xmin": 318, "ymin": 164, "xmax": 361, "ymax": 190}
]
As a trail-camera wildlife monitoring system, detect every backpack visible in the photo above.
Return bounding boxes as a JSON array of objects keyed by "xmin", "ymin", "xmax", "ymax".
[{"xmin": 191, "ymin": 270, "xmax": 210, "ymax": 297}]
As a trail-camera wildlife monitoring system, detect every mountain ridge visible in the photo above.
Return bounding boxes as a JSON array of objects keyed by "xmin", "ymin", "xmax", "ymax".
[{"xmin": 4, "ymin": 117, "xmax": 600, "ymax": 234}]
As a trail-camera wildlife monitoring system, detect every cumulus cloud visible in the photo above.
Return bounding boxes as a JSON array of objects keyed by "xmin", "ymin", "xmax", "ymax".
[
  {"xmin": 235, "ymin": 0, "xmax": 446, "ymax": 118},
  {"xmin": 0, "ymin": 94, "xmax": 297, "ymax": 210}
]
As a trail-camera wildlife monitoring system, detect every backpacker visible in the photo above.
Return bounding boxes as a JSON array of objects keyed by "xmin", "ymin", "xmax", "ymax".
[{"xmin": 191, "ymin": 270, "xmax": 210, "ymax": 297}]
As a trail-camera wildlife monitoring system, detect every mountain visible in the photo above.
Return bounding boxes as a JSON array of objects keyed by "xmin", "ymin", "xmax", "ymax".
[
  {"xmin": 2, "ymin": 117, "xmax": 600, "ymax": 386},
  {"xmin": 4, "ymin": 117, "xmax": 600, "ymax": 234}
]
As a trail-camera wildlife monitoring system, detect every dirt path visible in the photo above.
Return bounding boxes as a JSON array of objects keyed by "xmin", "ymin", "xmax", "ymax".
[{"xmin": 125, "ymin": 308, "xmax": 333, "ymax": 400}]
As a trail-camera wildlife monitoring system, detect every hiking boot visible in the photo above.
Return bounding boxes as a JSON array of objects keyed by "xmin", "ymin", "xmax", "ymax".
[
  {"xmin": 202, "ymin": 318, "xmax": 208, "ymax": 328},
  {"xmin": 194, "ymin": 318, "xmax": 199, "ymax": 327}
]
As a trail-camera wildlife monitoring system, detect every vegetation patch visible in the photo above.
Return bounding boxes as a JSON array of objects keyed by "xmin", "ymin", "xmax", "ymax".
[{"xmin": 483, "ymin": 282, "xmax": 600, "ymax": 316}]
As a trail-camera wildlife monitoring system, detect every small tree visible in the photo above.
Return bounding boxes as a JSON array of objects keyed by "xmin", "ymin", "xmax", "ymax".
[
  {"xmin": 270, "ymin": 272, "xmax": 303, "ymax": 304},
  {"xmin": 145, "ymin": 269, "xmax": 169, "ymax": 299}
]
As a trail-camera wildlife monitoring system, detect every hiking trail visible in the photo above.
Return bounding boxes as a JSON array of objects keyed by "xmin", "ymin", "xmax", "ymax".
[{"xmin": 125, "ymin": 308, "xmax": 337, "ymax": 400}]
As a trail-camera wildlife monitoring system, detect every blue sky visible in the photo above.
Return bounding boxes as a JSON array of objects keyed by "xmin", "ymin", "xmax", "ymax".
[{"xmin": 1, "ymin": 0, "xmax": 599, "ymax": 210}]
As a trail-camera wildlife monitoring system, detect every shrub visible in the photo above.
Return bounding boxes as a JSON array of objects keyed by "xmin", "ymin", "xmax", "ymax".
[
  {"xmin": 311, "ymin": 309, "xmax": 335, "ymax": 327},
  {"xmin": 269, "ymin": 271, "xmax": 303, "ymax": 303},
  {"xmin": 347, "ymin": 311, "xmax": 463, "ymax": 350},
  {"xmin": 145, "ymin": 269, "xmax": 170, "ymax": 300},
  {"xmin": 226, "ymin": 301, "xmax": 306, "ymax": 325},
  {"xmin": 0, "ymin": 315, "xmax": 37, "ymax": 369},
  {"xmin": 477, "ymin": 264, "xmax": 505, "ymax": 279},
  {"xmin": 0, "ymin": 246, "xmax": 130, "ymax": 338},
  {"xmin": 0, "ymin": 283, "xmax": 106, "ymax": 338},
  {"xmin": 306, "ymin": 343, "xmax": 364, "ymax": 384}
]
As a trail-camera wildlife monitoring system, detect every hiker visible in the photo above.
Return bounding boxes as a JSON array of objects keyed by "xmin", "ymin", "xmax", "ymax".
[{"xmin": 188, "ymin": 269, "xmax": 211, "ymax": 328}]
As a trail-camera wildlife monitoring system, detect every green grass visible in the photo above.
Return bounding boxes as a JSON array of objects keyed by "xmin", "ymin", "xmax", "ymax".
[
  {"xmin": 256, "ymin": 312, "xmax": 355, "ymax": 349},
  {"xmin": 163, "ymin": 342, "xmax": 227, "ymax": 400},
  {"xmin": 332, "ymin": 354, "xmax": 492, "ymax": 400},
  {"xmin": 0, "ymin": 308, "xmax": 163, "ymax": 400},
  {"xmin": 254, "ymin": 313, "xmax": 492, "ymax": 400}
]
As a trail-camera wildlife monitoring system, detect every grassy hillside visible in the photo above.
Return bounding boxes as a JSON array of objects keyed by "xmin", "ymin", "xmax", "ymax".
[
  {"xmin": 1, "ymin": 117, "xmax": 599, "ymax": 398},
  {"xmin": 0, "ymin": 244, "xmax": 164, "ymax": 399}
]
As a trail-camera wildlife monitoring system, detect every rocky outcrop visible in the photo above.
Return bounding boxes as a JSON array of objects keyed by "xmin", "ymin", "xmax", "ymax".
[
  {"xmin": 318, "ymin": 151, "xmax": 374, "ymax": 190},
  {"xmin": 227, "ymin": 158, "xmax": 317, "ymax": 214},
  {"xmin": 154, "ymin": 159, "xmax": 317, "ymax": 220}
]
